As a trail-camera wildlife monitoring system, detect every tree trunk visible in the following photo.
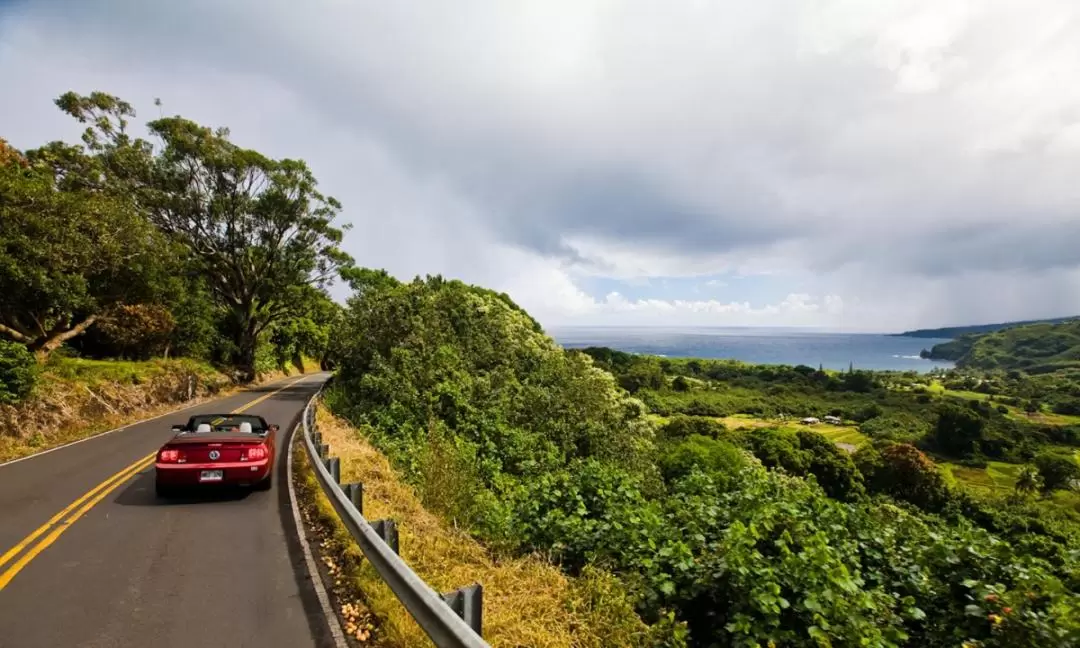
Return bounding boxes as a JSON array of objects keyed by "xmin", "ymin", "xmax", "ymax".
[
  {"xmin": 30, "ymin": 315, "xmax": 99, "ymax": 363},
  {"xmin": 235, "ymin": 318, "xmax": 259, "ymax": 384}
]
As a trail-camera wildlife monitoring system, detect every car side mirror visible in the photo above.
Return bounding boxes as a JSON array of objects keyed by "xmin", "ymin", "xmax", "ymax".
[{"xmin": 171, "ymin": 424, "xmax": 185, "ymax": 433}]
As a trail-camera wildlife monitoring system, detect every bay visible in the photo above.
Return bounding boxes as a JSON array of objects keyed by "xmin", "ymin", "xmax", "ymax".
[{"xmin": 550, "ymin": 326, "xmax": 955, "ymax": 373}]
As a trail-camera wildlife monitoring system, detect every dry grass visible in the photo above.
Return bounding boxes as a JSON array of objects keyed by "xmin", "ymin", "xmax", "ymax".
[
  {"xmin": 297, "ymin": 406, "xmax": 653, "ymax": 648},
  {"xmin": 0, "ymin": 357, "xmax": 321, "ymax": 463}
]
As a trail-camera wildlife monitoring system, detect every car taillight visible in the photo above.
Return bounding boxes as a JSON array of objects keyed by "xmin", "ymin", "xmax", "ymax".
[
  {"xmin": 159, "ymin": 448, "xmax": 181, "ymax": 463},
  {"xmin": 245, "ymin": 445, "xmax": 269, "ymax": 461}
]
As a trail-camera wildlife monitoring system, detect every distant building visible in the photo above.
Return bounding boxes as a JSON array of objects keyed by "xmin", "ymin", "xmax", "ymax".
[
  {"xmin": 824, "ymin": 415, "xmax": 842, "ymax": 425},
  {"xmin": 801, "ymin": 417, "xmax": 820, "ymax": 425}
]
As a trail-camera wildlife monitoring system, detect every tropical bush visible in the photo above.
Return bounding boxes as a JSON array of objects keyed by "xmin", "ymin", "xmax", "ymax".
[{"xmin": 0, "ymin": 339, "xmax": 37, "ymax": 404}]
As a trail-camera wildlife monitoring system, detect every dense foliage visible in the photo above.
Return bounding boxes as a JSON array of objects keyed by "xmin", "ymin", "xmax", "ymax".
[
  {"xmin": 0, "ymin": 145, "xmax": 170, "ymax": 358},
  {"xmin": 328, "ymin": 274, "xmax": 1080, "ymax": 646},
  {"xmin": 925, "ymin": 319, "xmax": 1080, "ymax": 373},
  {"xmin": 0, "ymin": 91, "xmax": 347, "ymax": 379},
  {"xmin": 0, "ymin": 339, "xmax": 38, "ymax": 404}
]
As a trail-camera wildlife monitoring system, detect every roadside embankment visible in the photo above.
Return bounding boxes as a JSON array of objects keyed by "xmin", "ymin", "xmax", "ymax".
[
  {"xmin": 0, "ymin": 356, "xmax": 320, "ymax": 463},
  {"xmin": 293, "ymin": 404, "xmax": 654, "ymax": 648}
]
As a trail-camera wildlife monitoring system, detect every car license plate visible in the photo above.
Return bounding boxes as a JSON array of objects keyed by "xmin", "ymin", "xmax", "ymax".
[{"xmin": 200, "ymin": 470, "xmax": 224, "ymax": 482}]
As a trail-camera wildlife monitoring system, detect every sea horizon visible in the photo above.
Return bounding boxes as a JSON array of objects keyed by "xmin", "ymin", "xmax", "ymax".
[{"xmin": 547, "ymin": 325, "xmax": 954, "ymax": 372}]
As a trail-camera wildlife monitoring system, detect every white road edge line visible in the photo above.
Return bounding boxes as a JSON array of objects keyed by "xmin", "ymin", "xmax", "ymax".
[
  {"xmin": 286, "ymin": 412, "xmax": 349, "ymax": 648},
  {"xmin": 0, "ymin": 373, "xmax": 317, "ymax": 470}
]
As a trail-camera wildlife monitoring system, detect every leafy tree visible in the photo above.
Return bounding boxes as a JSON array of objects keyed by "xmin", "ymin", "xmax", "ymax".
[
  {"xmin": 671, "ymin": 375, "xmax": 691, "ymax": 392},
  {"xmin": 51, "ymin": 92, "xmax": 353, "ymax": 378},
  {"xmin": 0, "ymin": 145, "xmax": 167, "ymax": 359},
  {"xmin": 93, "ymin": 304, "xmax": 175, "ymax": 359},
  {"xmin": 1014, "ymin": 465, "xmax": 1043, "ymax": 498},
  {"xmin": 796, "ymin": 429, "xmax": 865, "ymax": 500},
  {"xmin": 618, "ymin": 358, "xmax": 665, "ymax": 393},
  {"xmin": 933, "ymin": 403, "xmax": 986, "ymax": 457},
  {"xmin": 741, "ymin": 427, "xmax": 808, "ymax": 474},
  {"xmin": 841, "ymin": 369, "xmax": 876, "ymax": 393},
  {"xmin": 658, "ymin": 415, "xmax": 727, "ymax": 441},
  {"xmin": 1035, "ymin": 452, "xmax": 1080, "ymax": 494},
  {"xmin": 656, "ymin": 434, "xmax": 747, "ymax": 483},
  {"xmin": 857, "ymin": 443, "xmax": 951, "ymax": 510},
  {"xmin": 165, "ymin": 275, "xmax": 225, "ymax": 361},
  {"xmin": 339, "ymin": 266, "xmax": 400, "ymax": 299}
]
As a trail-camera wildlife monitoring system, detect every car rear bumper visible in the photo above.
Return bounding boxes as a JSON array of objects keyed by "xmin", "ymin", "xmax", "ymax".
[{"xmin": 155, "ymin": 459, "xmax": 271, "ymax": 486}]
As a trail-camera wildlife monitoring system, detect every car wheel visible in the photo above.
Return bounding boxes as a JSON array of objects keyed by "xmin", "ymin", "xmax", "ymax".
[{"xmin": 253, "ymin": 474, "xmax": 273, "ymax": 491}]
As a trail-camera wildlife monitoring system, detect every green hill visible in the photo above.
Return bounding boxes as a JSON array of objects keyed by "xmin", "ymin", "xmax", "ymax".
[
  {"xmin": 898, "ymin": 315, "xmax": 1078, "ymax": 339},
  {"xmin": 924, "ymin": 319, "xmax": 1080, "ymax": 372}
]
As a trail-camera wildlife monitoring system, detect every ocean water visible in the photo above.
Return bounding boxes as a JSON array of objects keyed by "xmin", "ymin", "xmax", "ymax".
[{"xmin": 550, "ymin": 327, "xmax": 955, "ymax": 373}]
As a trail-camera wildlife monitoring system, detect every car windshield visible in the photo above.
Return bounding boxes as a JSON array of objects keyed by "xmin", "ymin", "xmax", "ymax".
[{"xmin": 187, "ymin": 414, "xmax": 264, "ymax": 434}]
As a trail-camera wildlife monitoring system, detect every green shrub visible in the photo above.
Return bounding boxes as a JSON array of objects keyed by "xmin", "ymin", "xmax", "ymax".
[
  {"xmin": 658, "ymin": 415, "xmax": 727, "ymax": 441},
  {"xmin": 1035, "ymin": 451, "xmax": 1080, "ymax": 493},
  {"xmin": 0, "ymin": 340, "xmax": 37, "ymax": 404},
  {"xmin": 656, "ymin": 434, "xmax": 747, "ymax": 483},
  {"xmin": 796, "ymin": 429, "xmax": 865, "ymax": 500}
]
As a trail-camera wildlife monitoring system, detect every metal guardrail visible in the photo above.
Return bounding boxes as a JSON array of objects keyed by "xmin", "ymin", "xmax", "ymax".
[{"xmin": 300, "ymin": 393, "xmax": 490, "ymax": 648}]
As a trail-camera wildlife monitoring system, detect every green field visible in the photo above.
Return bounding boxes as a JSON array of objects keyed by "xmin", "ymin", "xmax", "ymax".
[{"xmin": 942, "ymin": 460, "xmax": 1024, "ymax": 494}]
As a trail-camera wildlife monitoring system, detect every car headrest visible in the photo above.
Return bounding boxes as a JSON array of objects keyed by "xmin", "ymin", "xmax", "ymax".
[
  {"xmin": 196, "ymin": 423, "xmax": 212, "ymax": 433},
  {"xmin": 239, "ymin": 422, "xmax": 253, "ymax": 434}
]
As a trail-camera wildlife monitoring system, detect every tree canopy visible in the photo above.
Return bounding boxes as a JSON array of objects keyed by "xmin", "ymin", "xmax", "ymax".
[{"xmin": 0, "ymin": 91, "xmax": 351, "ymax": 375}]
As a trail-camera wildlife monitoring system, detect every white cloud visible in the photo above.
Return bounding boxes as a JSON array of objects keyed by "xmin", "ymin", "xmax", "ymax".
[{"xmin": 2, "ymin": 0, "xmax": 1080, "ymax": 331}]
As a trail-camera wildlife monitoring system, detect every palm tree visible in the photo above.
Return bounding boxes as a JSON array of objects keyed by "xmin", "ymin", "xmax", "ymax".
[{"xmin": 1015, "ymin": 465, "xmax": 1043, "ymax": 498}]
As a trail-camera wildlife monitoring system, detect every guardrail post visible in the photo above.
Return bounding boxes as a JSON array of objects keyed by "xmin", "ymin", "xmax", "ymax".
[
  {"xmin": 319, "ymin": 443, "xmax": 329, "ymax": 459},
  {"xmin": 441, "ymin": 584, "xmax": 483, "ymax": 637},
  {"xmin": 371, "ymin": 519, "xmax": 399, "ymax": 554},
  {"xmin": 326, "ymin": 457, "xmax": 341, "ymax": 484},
  {"xmin": 343, "ymin": 482, "xmax": 364, "ymax": 515}
]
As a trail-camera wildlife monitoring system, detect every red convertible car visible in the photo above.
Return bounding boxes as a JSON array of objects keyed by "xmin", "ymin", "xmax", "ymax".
[{"xmin": 154, "ymin": 414, "xmax": 280, "ymax": 497}]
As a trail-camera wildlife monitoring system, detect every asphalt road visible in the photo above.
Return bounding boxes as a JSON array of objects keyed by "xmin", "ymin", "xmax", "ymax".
[{"xmin": 0, "ymin": 373, "xmax": 334, "ymax": 648}]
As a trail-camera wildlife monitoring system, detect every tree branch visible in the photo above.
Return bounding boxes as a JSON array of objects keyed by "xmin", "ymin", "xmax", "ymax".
[
  {"xmin": 0, "ymin": 323, "xmax": 33, "ymax": 344},
  {"xmin": 34, "ymin": 314, "xmax": 99, "ymax": 358}
]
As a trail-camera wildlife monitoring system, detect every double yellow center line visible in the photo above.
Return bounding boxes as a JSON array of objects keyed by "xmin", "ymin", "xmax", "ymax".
[
  {"xmin": 0, "ymin": 375, "xmax": 309, "ymax": 591},
  {"xmin": 0, "ymin": 452, "xmax": 157, "ymax": 589}
]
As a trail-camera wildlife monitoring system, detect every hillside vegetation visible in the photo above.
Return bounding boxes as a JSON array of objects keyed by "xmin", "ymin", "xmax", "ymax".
[
  {"xmin": 326, "ymin": 274, "xmax": 1080, "ymax": 647},
  {"xmin": 925, "ymin": 319, "xmax": 1080, "ymax": 372},
  {"xmin": 899, "ymin": 316, "xmax": 1078, "ymax": 339}
]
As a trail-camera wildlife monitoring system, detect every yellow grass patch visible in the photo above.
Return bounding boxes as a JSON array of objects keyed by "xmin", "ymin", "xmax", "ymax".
[{"xmin": 296, "ymin": 406, "xmax": 652, "ymax": 648}]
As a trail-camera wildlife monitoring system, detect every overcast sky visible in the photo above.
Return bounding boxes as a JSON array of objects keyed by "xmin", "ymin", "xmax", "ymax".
[{"xmin": 2, "ymin": 0, "xmax": 1079, "ymax": 332}]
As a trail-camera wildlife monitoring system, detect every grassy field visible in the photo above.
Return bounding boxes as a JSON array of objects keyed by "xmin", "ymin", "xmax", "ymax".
[
  {"xmin": 927, "ymin": 381, "xmax": 1080, "ymax": 426},
  {"xmin": 651, "ymin": 413, "xmax": 869, "ymax": 449},
  {"xmin": 718, "ymin": 414, "xmax": 869, "ymax": 447},
  {"xmin": 942, "ymin": 460, "xmax": 1024, "ymax": 494}
]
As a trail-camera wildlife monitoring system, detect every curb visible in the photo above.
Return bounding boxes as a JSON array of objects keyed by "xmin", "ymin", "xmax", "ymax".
[{"xmin": 287, "ymin": 409, "xmax": 349, "ymax": 648}]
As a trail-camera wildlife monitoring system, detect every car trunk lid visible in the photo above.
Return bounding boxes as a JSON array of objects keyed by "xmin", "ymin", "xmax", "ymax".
[{"xmin": 165, "ymin": 433, "xmax": 267, "ymax": 463}]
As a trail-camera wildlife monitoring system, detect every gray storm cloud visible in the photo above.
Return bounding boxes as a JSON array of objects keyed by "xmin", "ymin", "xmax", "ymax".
[{"xmin": 2, "ymin": 0, "xmax": 1080, "ymax": 328}]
